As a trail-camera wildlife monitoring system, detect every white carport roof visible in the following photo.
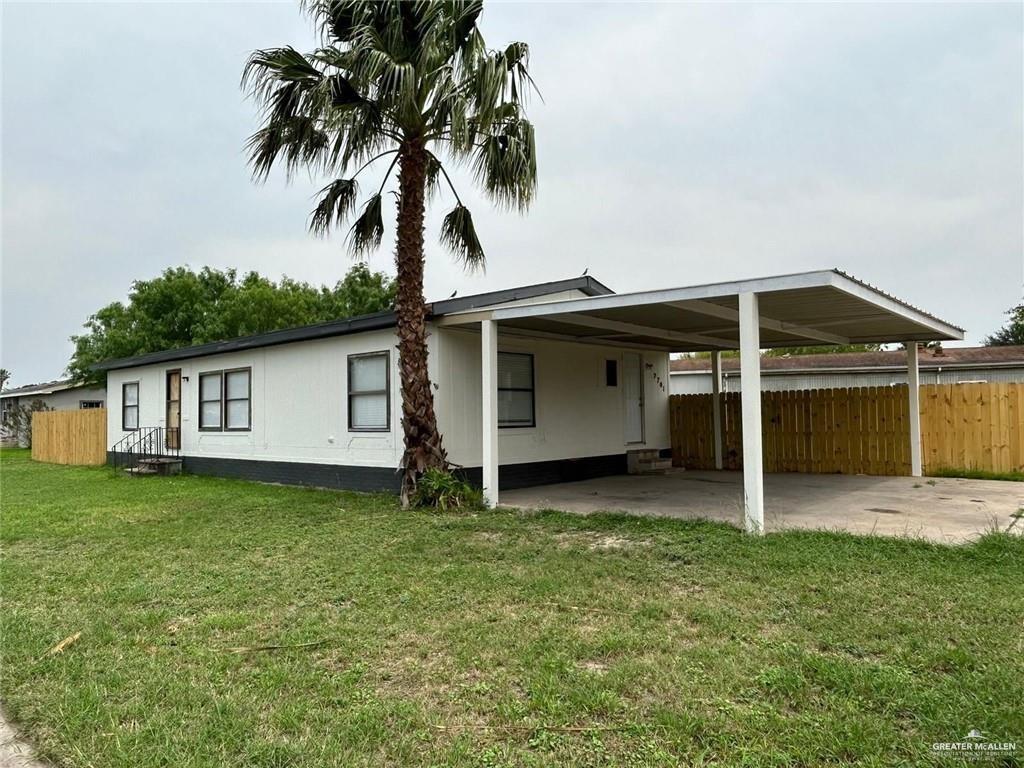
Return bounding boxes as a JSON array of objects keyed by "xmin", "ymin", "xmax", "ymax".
[
  {"xmin": 461, "ymin": 268, "xmax": 961, "ymax": 533},
  {"xmin": 438, "ymin": 269, "xmax": 963, "ymax": 351}
]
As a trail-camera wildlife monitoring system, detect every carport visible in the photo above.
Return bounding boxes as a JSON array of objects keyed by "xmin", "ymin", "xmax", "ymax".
[{"xmin": 439, "ymin": 269, "xmax": 964, "ymax": 534}]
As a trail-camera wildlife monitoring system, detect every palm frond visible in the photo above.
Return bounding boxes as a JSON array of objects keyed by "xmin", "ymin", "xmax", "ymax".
[
  {"xmin": 472, "ymin": 118, "xmax": 536, "ymax": 210},
  {"xmin": 329, "ymin": 74, "xmax": 364, "ymax": 107},
  {"xmin": 246, "ymin": 116, "xmax": 330, "ymax": 180},
  {"xmin": 348, "ymin": 194, "xmax": 385, "ymax": 254},
  {"xmin": 424, "ymin": 153, "xmax": 442, "ymax": 201},
  {"xmin": 242, "ymin": 47, "xmax": 323, "ymax": 99},
  {"xmin": 440, "ymin": 204, "xmax": 485, "ymax": 269},
  {"xmin": 244, "ymin": 0, "xmax": 539, "ymax": 262},
  {"xmin": 309, "ymin": 178, "xmax": 360, "ymax": 236}
]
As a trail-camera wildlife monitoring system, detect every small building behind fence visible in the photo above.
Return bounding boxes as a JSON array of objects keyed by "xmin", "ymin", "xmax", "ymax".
[{"xmin": 2, "ymin": 379, "xmax": 107, "ymax": 447}]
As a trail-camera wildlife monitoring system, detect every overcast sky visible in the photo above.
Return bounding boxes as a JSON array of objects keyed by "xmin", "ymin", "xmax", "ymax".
[{"xmin": 2, "ymin": 1, "xmax": 1022, "ymax": 387}]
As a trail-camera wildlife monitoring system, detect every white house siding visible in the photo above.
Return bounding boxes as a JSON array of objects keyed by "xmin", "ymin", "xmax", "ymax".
[
  {"xmin": 670, "ymin": 366, "xmax": 1024, "ymax": 395},
  {"xmin": 105, "ymin": 328, "xmax": 403, "ymax": 469},
  {"xmin": 434, "ymin": 327, "xmax": 671, "ymax": 469}
]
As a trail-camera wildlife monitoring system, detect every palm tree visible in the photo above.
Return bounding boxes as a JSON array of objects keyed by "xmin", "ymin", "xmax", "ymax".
[{"xmin": 243, "ymin": 0, "xmax": 537, "ymax": 502}]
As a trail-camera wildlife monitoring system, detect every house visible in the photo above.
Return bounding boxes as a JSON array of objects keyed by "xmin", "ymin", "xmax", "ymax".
[
  {"xmin": 670, "ymin": 345, "xmax": 1024, "ymax": 394},
  {"xmin": 1, "ymin": 379, "xmax": 107, "ymax": 446},
  {"xmin": 96, "ymin": 276, "xmax": 669, "ymax": 491},
  {"xmin": 95, "ymin": 269, "xmax": 963, "ymax": 533}
]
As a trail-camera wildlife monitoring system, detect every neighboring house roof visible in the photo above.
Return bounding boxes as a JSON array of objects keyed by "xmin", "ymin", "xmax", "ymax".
[
  {"xmin": 670, "ymin": 345, "xmax": 1024, "ymax": 375},
  {"xmin": 0, "ymin": 379, "xmax": 101, "ymax": 400},
  {"xmin": 92, "ymin": 276, "xmax": 615, "ymax": 372}
]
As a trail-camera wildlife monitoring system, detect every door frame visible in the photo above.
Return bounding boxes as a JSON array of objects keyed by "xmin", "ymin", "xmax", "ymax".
[
  {"xmin": 165, "ymin": 368, "xmax": 182, "ymax": 450},
  {"xmin": 623, "ymin": 352, "xmax": 645, "ymax": 445}
]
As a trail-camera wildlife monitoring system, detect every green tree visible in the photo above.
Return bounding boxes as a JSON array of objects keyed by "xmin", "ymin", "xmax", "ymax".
[
  {"xmin": 243, "ymin": 0, "xmax": 537, "ymax": 501},
  {"xmin": 985, "ymin": 303, "xmax": 1024, "ymax": 346},
  {"xmin": 684, "ymin": 344, "xmax": 883, "ymax": 361},
  {"xmin": 0, "ymin": 369, "xmax": 10, "ymax": 390},
  {"xmin": 763, "ymin": 344, "xmax": 883, "ymax": 357},
  {"xmin": 68, "ymin": 264, "xmax": 395, "ymax": 385}
]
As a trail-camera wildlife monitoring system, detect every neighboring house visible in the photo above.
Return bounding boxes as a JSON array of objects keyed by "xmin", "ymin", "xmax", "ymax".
[
  {"xmin": 0, "ymin": 379, "xmax": 107, "ymax": 446},
  {"xmin": 670, "ymin": 345, "xmax": 1024, "ymax": 394},
  {"xmin": 96, "ymin": 276, "xmax": 672, "ymax": 492}
]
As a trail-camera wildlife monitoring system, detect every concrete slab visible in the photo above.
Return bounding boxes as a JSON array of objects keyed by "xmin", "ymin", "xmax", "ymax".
[{"xmin": 500, "ymin": 470, "xmax": 1024, "ymax": 544}]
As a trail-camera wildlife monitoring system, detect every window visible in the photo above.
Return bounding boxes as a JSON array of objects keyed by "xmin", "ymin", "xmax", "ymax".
[
  {"xmin": 348, "ymin": 352, "xmax": 389, "ymax": 431},
  {"xmin": 80, "ymin": 400, "xmax": 104, "ymax": 409},
  {"xmin": 198, "ymin": 368, "xmax": 251, "ymax": 431},
  {"xmin": 605, "ymin": 359, "xmax": 618, "ymax": 387},
  {"xmin": 199, "ymin": 372, "xmax": 222, "ymax": 430},
  {"xmin": 224, "ymin": 369, "xmax": 251, "ymax": 430},
  {"xmin": 122, "ymin": 382, "xmax": 139, "ymax": 430},
  {"xmin": 498, "ymin": 352, "xmax": 535, "ymax": 428}
]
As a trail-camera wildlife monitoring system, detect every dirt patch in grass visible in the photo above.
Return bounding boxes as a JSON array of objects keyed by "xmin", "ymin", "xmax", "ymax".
[
  {"xmin": 577, "ymin": 660, "xmax": 610, "ymax": 675},
  {"xmin": 553, "ymin": 531, "xmax": 652, "ymax": 551}
]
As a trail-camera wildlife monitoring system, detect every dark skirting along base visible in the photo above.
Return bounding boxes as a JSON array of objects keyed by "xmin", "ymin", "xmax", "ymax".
[{"xmin": 108, "ymin": 451, "xmax": 638, "ymax": 493}]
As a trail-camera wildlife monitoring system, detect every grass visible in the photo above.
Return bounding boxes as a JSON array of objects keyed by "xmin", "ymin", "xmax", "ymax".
[
  {"xmin": 2, "ymin": 448, "xmax": 1022, "ymax": 767},
  {"xmin": 929, "ymin": 466, "xmax": 1024, "ymax": 482}
]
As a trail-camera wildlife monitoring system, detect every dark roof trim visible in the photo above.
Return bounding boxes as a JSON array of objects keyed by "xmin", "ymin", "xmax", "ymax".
[
  {"xmin": 92, "ymin": 311, "xmax": 397, "ymax": 372},
  {"xmin": 92, "ymin": 276, "xmax": 613, "ymax": 372},
  {"xmin": 428, "ymin": 275, "xmax": 613, "ymax": 314}
]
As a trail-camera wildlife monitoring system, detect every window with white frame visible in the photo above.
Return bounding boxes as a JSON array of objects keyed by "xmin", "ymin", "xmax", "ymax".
[
  {"xmin": 497, "ymin": 352, "xmax": 535, "ymax": 428},
  {"xmin": 198, "ymin": 368, "xmax": 251, "ymax": 431},
  {"xmin": 80, "ymin": 400, "xmax": 104, "ymax": 409},
  {"xmin": 122, "ymin": 382, "xmax": 139, "ymax": 430},
  {"xmin": 348, "ymin": 352, "xmax": 389, "ymax": 431}
]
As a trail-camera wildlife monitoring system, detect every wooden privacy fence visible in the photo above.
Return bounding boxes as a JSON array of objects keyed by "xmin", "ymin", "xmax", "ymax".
[
  {"xmin": 670, "ymin": 383, "xmax": 1024, "ymax": 476},
  {"xmin": 32, "ymin": 409, "xmax": 107, "ymax": 466},
  {"xmin": 920, "ymin": 382, "xmax": 1023, "ymax": 474}
]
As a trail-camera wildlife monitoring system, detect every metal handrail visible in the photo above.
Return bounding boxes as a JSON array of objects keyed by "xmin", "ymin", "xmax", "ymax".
[{"xmin": 111, "ymin": 427, "xmax": 181, "ymax": 470}]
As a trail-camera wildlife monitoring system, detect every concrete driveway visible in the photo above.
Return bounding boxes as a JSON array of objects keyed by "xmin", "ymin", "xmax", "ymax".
[{"xmin": 500, "ymin": 470, "xmax": 1024, "ymax": 544}]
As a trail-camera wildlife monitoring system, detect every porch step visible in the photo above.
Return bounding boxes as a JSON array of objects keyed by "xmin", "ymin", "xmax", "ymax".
[
  {"xmin": 627, "ymin": 450, "xmax": 671, "ymax": 475},
  {"xmin": 633, "ymin": 458, "xmax": 673, "ymax": 474},
  {"xmin": 127, "ymin": 458, "xmax": 183, "ymax": 477}
]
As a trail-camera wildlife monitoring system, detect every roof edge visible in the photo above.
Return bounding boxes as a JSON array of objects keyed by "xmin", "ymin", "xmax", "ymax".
[
  {"xmin": 91, "ymin": 276, "xmax": 615, "ymax": 373},
  {"xmin": 429, "ymin": 275, "xmax": 613, "ymax": 315}
]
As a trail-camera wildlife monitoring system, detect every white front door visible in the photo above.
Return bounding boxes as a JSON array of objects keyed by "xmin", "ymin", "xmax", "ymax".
[{"xmin": 623, "ymin": 352, "xmax": 644, "ymax": 444}]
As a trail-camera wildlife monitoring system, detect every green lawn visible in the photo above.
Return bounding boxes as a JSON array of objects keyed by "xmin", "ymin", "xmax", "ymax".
[{"xmin": 2, "ymin": 449, "xmax": 1021, "ymax": 767}]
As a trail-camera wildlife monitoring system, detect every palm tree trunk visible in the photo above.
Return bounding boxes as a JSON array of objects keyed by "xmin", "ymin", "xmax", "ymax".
[{"xmin": 394, "ymin": 137, "xmax": 447, "ymax": 504}]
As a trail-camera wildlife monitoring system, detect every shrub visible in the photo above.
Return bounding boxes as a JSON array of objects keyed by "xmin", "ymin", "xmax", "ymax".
[{"xmin": 413, "ymin": 468, "xmax": 484, "ymax": 512}]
